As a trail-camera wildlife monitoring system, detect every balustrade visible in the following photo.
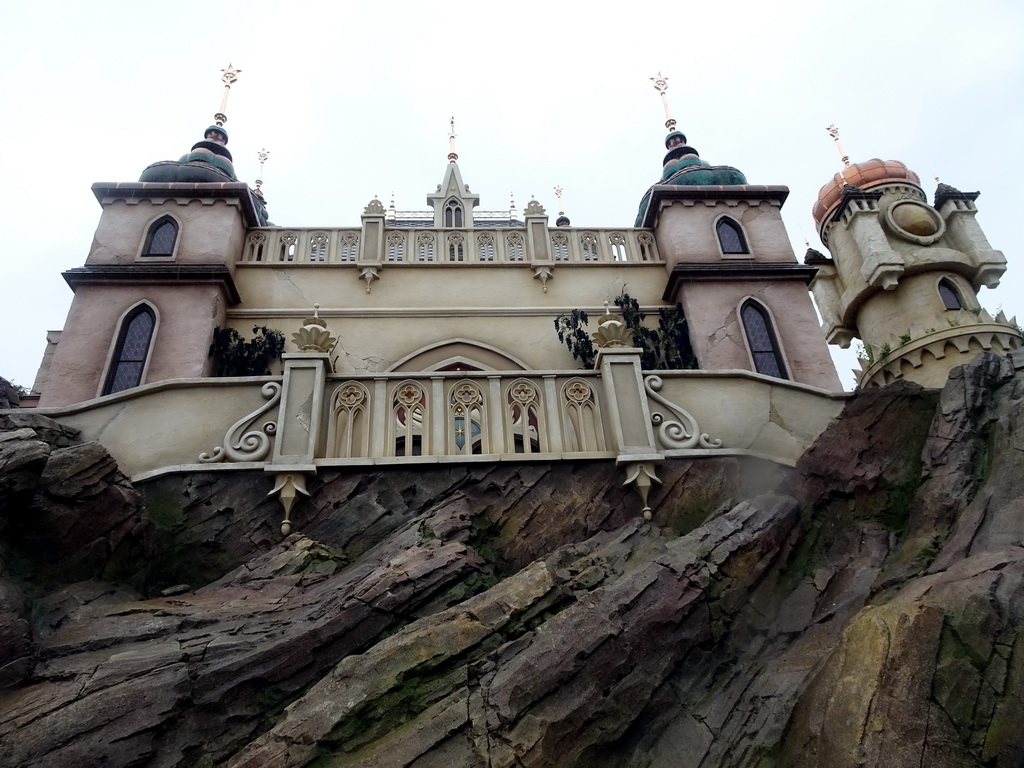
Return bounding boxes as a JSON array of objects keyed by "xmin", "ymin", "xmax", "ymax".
[
  {"xmin": 241, "ymin": 227, "xmax": 660, "ymax": 264},
  {"xmin": 324, "ymin": 372, "xmax": 608, "ymax": 462}
]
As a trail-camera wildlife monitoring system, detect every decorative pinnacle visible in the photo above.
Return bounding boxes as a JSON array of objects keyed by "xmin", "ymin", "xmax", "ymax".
[
  {"xmin": 826, "ymin": 124, "xmax": 850, "ymax": 167},
  {"xmin": 215, "ymin": 63, "xmax": 242, "ymax": 127},
  {"xmin": 255, "ymin": 148, "xmax": 269, "ymax": 190},
  {"xmin": 650, "ymin": 72, "xmax": 676, "ymax": 132},
  {"xmin": 554, "ymin": 185, "xmax": 564, "ymax": 215},
  {"xmin": 448, "ymin": 116, "xmax": 458, "ymax": 163}
]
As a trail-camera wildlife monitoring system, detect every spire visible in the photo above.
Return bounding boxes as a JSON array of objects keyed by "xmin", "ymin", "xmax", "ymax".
[
  {"xmin": 215, "ymin": 63, "xmax": 241, "ymax": 128},
  {"xmin": 650, "ymin": 72, "xmax": 676, "ymax": 132},
  {"xmin": 554, "ymin": 185, "xmax": 570, "ymax": 227},
  {"xmin": 826, "ymin": 124, "xmax": 851, "ymax": 168},
  {"xmin": 448, "ymin": 116, "xmax": 458, "ymax": 164},
  {"xmin": 254, "ymin": 148, "xmax": 269, "ymax": 197}
]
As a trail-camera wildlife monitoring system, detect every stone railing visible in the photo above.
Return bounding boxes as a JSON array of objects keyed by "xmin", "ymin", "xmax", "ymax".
[
  {"xmin": 321, "ymin": 372, "xmax": 608, "ymax": 462},
  {"xmin": 239, "ymin": 227, "xmax": 661, "ymax": 265}
]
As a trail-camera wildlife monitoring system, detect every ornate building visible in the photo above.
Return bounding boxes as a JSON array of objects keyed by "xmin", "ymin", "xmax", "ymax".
[{"xmin": 20, "ymin": 71, "xmax": 1018, "ymax": 528}]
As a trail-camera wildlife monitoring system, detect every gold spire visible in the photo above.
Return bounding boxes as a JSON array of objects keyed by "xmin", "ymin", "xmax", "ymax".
[
  {"xmin": 650, "ymin": 72, "xmax": 676, "ymax": 132},
  {"xmin": 255, "ymin": 148, "xmax": 269, "ymax": 193},
  {"xmin": 214, "ymin": 63, "xmax": 242, "ymax": 127},
  {"xmin": 554, "ymin": 185, "xmax": 564, "ymax": 215},
  {"xmin": 826, "ymin": 124, "xmax": 850, "ymax": 168},
  {"xmin": 448, "ymin": 116, "xmax": 458, "ymax": 164}
]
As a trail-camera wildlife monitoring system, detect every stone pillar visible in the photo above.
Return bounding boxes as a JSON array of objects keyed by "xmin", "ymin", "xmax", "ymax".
[
  {"xmin": 266, "ymin": 308, "xmax": 337, "ymax": 534},
  {"xmin": 592, "ymin": 311, "xmax": 662, "ymax": 518}
]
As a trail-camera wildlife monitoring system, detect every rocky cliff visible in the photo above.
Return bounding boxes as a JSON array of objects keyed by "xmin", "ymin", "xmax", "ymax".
[{"xmin": 1, "ymin": 352, "xmax": 1022, "ymax": 767}]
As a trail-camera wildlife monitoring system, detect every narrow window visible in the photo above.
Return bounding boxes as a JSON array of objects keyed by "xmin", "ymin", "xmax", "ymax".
[
  {"xmin": 142, "ymin": 216, "xmax": 178, "ymax": 257},
  {"xmin": 444, "ymin": 199, "xmax": 463, "ymax": 228},
  {"xmin": 104, "ymin": 305, "xmax": 155, "ymax": 395},
  {"xmin": 939, "ymin": 278, "xmax": 962, "ymax": 310},
  {"xmin": 717, "ymin": 217, "xmax": 748, "ymax": 255},
  {"xmin": 741, "ymin": 301, "xmax": 787, "ymax": 379}
]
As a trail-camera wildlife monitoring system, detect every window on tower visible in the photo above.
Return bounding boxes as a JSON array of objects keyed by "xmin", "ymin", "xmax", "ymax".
[
  {"xmin": 716, "ymin": 217, "xmax": 749, "ymax": 255},
  {"xmin": 741, "ymin": 300, "xmax": 787, "ymax": 379},
  {"xmin": 103, "ymin": 304, "xmax": 156, "ymax": 395},
  {"xmin": 938, "ymin": 278, "xmax": 962, "ymax": 310},
  {"xmin": 141, "ymin": 216, "xmax": 179, "ymax": 257},
  {"xmin": 444, "ymin": 199, "xmax": 463, "ymax": 228}
]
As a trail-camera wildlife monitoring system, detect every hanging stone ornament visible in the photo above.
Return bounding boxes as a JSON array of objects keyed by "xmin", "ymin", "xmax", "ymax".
[{"xmin": 291, "ymin": 304, "xmax": 337, "ymax": 353}]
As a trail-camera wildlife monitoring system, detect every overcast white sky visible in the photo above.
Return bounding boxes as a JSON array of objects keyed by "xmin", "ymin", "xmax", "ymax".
[{"xmin": 2, "ymin": 1, "xmax": 1022, "ymax": 391}]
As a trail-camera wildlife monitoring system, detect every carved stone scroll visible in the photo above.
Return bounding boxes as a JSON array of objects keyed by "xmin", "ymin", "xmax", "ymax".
[
  {"xmin": 644, "ymin": 375, "xmax": 723, "ymax": 450},
  {"xmin": 199, "ymin": 382, "xmax": 281, "ymax": 463}
]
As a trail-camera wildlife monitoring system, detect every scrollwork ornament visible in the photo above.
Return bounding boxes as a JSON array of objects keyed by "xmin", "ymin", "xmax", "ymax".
[
  {"xmin": 644, "ymin": 375, "xmax": 722, "ymax": 450},
  {"xmin": 199, "ymin": 382, "xmax": 282, "ymax": 463}
]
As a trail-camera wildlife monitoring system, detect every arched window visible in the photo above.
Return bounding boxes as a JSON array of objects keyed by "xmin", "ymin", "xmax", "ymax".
[
  {"xmin": 938, "ymin": 278, "xmax": 962, "ymax": 310},
  {"xmin": 142, "ymin": 216, "xmax": 178, "ymax": 257},
  {"xmin": 716, "ymin": 217, "xmax": 748, "ymax": 255},
  {"xmin": 444, "ymin": 199, "xmax": 463, "ymax": 228},
  {"xmin": 104, "ymin": 304, "xmax": 156, "ymax": 395},
  {"xmin": 741, "ymin": 300, "xmax": 787, "ymax": 379}
]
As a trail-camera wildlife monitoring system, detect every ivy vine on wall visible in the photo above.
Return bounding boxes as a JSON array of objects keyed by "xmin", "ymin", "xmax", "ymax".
[
  {"xmin": 208, "ymin": 326, "xmax": 286, "ymax": 377},
  {"xmin": 554, "ymin": 294, "xmax": 696, "ymax": 370}
]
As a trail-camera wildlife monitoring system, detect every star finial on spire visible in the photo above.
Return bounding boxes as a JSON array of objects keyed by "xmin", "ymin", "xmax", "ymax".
[
  {"xmin": 554, "ymin": 185, "xmax": 564, "ymax": 215},
  {"xmin": 448, "ymin": 116, "xmax": 458, "ymax": 164},
  {"xmin": 215, "ymin": 63, "xmax": 242, "ymax": 127},
  {"xmin": 826, "ymin": 124, "xmax": 851, "ymax": 168},
  {"xmin": 650, "ymin": 72, "xmax": 676, "ymax": 132}
]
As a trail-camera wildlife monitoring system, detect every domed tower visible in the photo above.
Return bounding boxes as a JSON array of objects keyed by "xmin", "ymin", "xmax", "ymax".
[
  {"xmin": 37, "ymin": 66, "xmax": 267, "ymax": 407},
  {"xmin": 809, "ymin": 130, "xmax": 1021, "ymax": 388},
  {"xmin": 637, "ymin": 74, "xmax": 841, "ymax": 390}
]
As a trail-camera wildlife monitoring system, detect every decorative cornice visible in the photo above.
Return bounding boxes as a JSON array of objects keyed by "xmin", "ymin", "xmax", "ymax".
[
  {"xmin": 62, "ymin": 264, "xmax": 241, "ymax": 304},
  {"xmin": 663, "ymin": 261, "xmax": 818, "ymax": 301},
  {"xmin": 639, "ymin": 185, "xmax": 790, "ymax": 227},
  {"xmin": 91, "ymin": 182, "xmax": 265, "ymax": 227}
]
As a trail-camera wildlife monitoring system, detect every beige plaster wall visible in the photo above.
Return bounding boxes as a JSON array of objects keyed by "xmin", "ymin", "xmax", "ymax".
[
  {"xmin": 654, "ymin": 199, "xmax": 796, "ymax": 265},
  {"xmin": 88, "ymin": 198, "xmax": 248, "ymax": 269},
  {"xmin": 678, "ymin": 279, "xmax": 842, "ymax": 391},
  {"xmin": 651, "ymin": 372, "xmax": 847, "ymax": 464},
  {"xmin": 25, "ymin": 371, "xmax": 847, "ymax": 480},
  {"xmin": 854, "ymin": 271, "xmax": 979, "ymax": 351},
  {"xmin": 38, "ymin": 283, "xmax": 226, "ymax": 407},
  {"xmin": 32, "ymin": 379, "xmax": 278, "ymax": 478},
  {"xmin": 229, "ymin": 262, "xmax": 674, "ymax": 372}
]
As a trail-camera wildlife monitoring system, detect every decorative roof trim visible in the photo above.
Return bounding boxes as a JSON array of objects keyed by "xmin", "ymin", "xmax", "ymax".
[
  {"xmin": 62, "ymin": 264, "xmax": 242, "ymax": 305},
  {"xmin": 663, "ymin": 261, "xmax": 818, "ymax": 301},
  {"xmin": 639, "ymin": 185, "xmax": 790, "ymax": 227},
  {"xmin": 91, "ymin": 182, "xmax": 265, "ymax": 227}
]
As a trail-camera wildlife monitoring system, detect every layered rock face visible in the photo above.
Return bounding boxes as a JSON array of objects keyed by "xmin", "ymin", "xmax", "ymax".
[{"xmin": 0, "ymin": 352, "xmax": 1022, "ymax": 767}]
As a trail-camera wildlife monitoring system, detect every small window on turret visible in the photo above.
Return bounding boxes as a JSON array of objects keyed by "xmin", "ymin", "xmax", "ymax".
[
  {"xmin": 444, "ymin": 199, "xmax": 463, "ymax": 228},
  {"xmin": 716, "ymin": 217, "xmax": 748, "ymax": 255},
  {"xmin": 939, "ymin": 279, "xmax": 962, "ymax": 310},
  {"xmin": 142, "ymin": 216, "xmax": 178, "ymax": 257}
]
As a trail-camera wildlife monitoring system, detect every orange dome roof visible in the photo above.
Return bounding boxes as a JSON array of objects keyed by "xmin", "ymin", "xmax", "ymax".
[{"xmin": 812, "ymin": 159, "xmax": 921, "ymax": 228}]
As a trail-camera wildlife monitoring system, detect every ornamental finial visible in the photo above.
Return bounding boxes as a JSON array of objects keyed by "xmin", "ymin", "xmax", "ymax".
[
  {"xmin": 554, "ymin": 185, "xmax": 564, "ymax": 215},
  {"xmin": 214, "ymin": 63, "xmax": 242, "ymax": 127},
  {"xmin": 650, "ymin": 72, "xmax": 676, "ymax": 132},
  {"xmin": 255, "ymin": 148, "xmax": 269, "ymax": 192},
  {"xmin": 448, "ymin": 116, "xmax": 458, "ymax": 163},
  {"xmin": 826, "ymin": 124, "xmax": 851, "ymax": 168}
]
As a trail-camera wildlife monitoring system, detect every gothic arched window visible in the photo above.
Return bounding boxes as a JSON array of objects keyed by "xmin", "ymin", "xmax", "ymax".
[
  {"xmin": 938, "ymin": 278, "xmax": 962, "ymax": 310},
  {"xmin": 103, "ymin": 304, "xmax": 156, "ymax": 395},
  {"xmin": 741, "ymin": 300, "xmax": 787, "ymax": 379},
  {"xmin": 444, "ymin": 199, "xmax": 463, "ymax": 228},
  {"xmin": 716, "ymin": 217, "xmax": 748, "ymax": 255},
  {"xmin": 142, "ymin": 216, "xmax": 178, "ymax": 257}
]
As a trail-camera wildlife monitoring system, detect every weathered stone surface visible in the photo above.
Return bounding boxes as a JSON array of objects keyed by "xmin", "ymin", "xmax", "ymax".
[{"xmin": 0, "ymin": 351, "xmax": 1022, "ymax": 766}]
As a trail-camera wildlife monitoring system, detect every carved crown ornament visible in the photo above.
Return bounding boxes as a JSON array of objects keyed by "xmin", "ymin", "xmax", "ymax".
[
  {"xmin": 291, "ymin": 304, "xmax": 338, "ymax": 354},
  {"xmin": 592, "ymin": 302, "xmax": 631, "ymax": 348}
]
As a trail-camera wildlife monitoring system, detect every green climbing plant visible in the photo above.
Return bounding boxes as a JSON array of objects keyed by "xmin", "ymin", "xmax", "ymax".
[
  {"xmin": 554, "ymin": 294, "xmax": 696, "ymax": 370},
  {"xmin": 208, "ymin": 325, "xmax": 286, "ymax": 377}
]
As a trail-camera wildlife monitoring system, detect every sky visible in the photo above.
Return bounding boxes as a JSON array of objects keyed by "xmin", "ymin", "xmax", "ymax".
[{"xmin": 2, "ymin": 1, "xmax": 1022, "ymax": 392}]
